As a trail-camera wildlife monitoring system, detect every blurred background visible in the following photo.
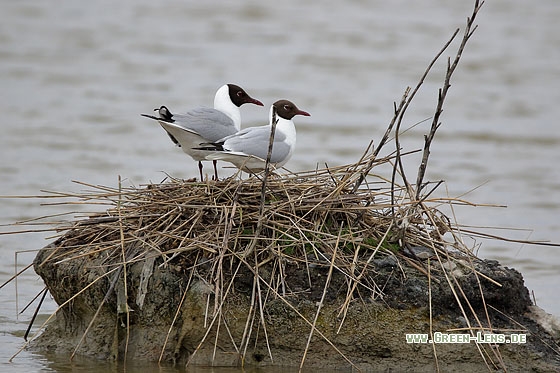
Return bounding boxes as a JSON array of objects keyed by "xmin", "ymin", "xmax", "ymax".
[{"xmin": 1, "ymin": 0, "xmax": 559, "ymax": 371}]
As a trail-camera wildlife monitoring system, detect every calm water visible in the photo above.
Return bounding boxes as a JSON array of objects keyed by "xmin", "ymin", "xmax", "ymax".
[{"xmin": 1, "ymin": 0, "xmax": 559, "ymax": 371}]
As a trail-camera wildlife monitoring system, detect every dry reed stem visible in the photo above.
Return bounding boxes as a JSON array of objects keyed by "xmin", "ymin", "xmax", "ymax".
[
  {"xmin": 427, "ymin": 258, "xmax": 439, "ymax": 372},
  {"xmin": 300, "ymin": 224, "xmax": 341, "ymax": 371},
  {"xmin": 159, "ymin": 267, "xmax": 194, "ymax": 364},
  {"xmin": 252, "ymin": 266, "xmax": 360, "ymax": 371},
  {"xmin": 116, "ymin": 175, "xmax": 131, "ymax": 361}
]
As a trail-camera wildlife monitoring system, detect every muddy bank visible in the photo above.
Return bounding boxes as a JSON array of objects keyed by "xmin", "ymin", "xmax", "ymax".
[{"xmin": 33, "ymin": 237, "xmax": 560, "ymax": 372}]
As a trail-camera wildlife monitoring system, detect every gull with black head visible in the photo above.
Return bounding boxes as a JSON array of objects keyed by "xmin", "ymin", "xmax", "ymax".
[
  {"xmin": 141, "ymin": 84, "xmax": 263, "ymax": 180},
  {"xmin": 199, "ymin": 99, "xmax": 310, "ymax": 173}
]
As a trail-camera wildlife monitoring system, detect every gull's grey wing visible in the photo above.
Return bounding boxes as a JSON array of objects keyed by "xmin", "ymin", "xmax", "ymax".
[
  {"xmin": 221, "ymin": 126, "xmax": 290, "ymax": 163},
  {"xmin": 172, "ymin": 107, "xmax": 237, "ymax": 142}
]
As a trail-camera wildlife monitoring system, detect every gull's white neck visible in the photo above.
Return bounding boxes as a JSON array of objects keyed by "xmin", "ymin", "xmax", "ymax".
[
  {"xmin": 269, "ymin": 105, "xmax": 296, "ymax": 146},
  {"xmin": 214, "ymin": 84, "xmax": 241, "ymax": 130}
]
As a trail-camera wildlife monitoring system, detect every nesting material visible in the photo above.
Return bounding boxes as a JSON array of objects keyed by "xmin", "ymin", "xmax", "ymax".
[
  {"xmin": 30, "ymin": 158, "xmax": 543, "ymax": 369},
  {"xmin": 37, "ymin": 156, "xmax": 467, "ymax": 294}
]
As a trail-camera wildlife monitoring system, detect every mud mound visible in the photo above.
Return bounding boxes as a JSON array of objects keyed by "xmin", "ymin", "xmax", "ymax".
[{"xmin": 30, "ymin": 174, "xmax": 559, "ymax": 371}]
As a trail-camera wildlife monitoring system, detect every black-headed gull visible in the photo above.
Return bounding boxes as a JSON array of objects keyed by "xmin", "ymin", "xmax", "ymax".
[
  {"xmin": 199, "ymin": 99, "xmax": 310, "ymax": 173},
  {"xmin": 141, "ymin": 84, "xmax": 263, "ymax": 180}
]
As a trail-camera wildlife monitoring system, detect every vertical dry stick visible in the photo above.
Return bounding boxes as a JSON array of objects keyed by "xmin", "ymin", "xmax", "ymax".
[
  {"xmin": 254, "ymin": 261, "xmax": 274, "ymax": 363},
  {"xmin": 204, "ymin": 288, "xmax": 211, "ymax": 328},
  {"xmin": 391, "ymin": 26, "xmax": 460, "ymax": 206},
  {"xmin": 212, "ymin": 310, "xmax": 222, "ymax": 363},
  {"xmin": 277, "ymin": 250, "xmax": 287, "ymax": 297},
  {"xmin": 117, "ymin": 175, "xmax": 130, "ymax": 361},
  {"xmin": 300, "ymin": 224, "xmax": 341, "ymax": 371},
  {"xmin": 263, "ymin": 106, "xmax": 278, "ymax": 183},
  {"xmin": 240, "ymin": 277, "xmax": 258, "ymax": 366},
  {"xmin": 243, "ymin": 106, "xmax": 277, "ymax": 258},
  {"xmin": 14, "ymin": 251, "xmax": 19, "ymax": 320},
  {"xmin": 351, "ymin": 91, "xmax": 408, "ymax": 194},
  {"xmin": 254, "ymin": 271, "xmax": 359, "ymax": 371},
  {"xmin": 419, "ymin": 203, "xmax": 495, "ymax": 370},
  {"xmin": 353, "ymin": 22, "xmax": 462, "ymax": 196},
  {"xmin": 23, "ymin": 287, "xmax": 48, "ymax": 341},
  {"xmin": 158, "ymin": 269, "xmax": 194, "ymax": 364},
  {"xmin": 415, "ymin": 0, "xmax": 483, "ymax": 200},
  {"xmin": 237, "ymin": 106, "xmax": 279, "ymax": 362},
  {"xmin": 427, "ymin": 258, "xmax": 440, "ymax": 373}
]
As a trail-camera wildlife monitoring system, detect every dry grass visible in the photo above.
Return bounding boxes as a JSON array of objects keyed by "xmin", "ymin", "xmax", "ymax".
[{"xmin": 26, "ymin": 153, "xmax": 498, "ymax": 368}]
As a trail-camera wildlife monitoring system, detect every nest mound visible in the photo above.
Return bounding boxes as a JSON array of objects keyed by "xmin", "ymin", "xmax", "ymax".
[{"xmin": 31, "ymin": 165, "xmax": 558, "ymax": 371}]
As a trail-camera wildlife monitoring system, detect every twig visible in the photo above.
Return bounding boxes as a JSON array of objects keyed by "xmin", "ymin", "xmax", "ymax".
[
  {"xmin": 242, "ymin": 107, "xmax": 278, "ymax": 258},
  {"xmin": 415, "ymin": 0, "xmax": 484, "ymax": 199},
  {"xmin": 351, "ymin": 90, "xmax": 408, "ymax": 194},
  {"xmin": 300, "ymin": 223, "xmax": 340, "ymax": 370},
  {"xmin": 0, "ymin": 262, "xmax": 34, "ymax": 290},
  {"xmin": 23, "ymin": 287, "xmax": 48, "ymax": 341},
  {"xmin": 427, "ymin": 258, "xmax": 439, "ymax": 372},
  {"xmin": 117, "ymin": 175, "xmax": 131, "ymax": 361},
  {"xmin": 158, "ymin": 265, "xmax": 195, "ymax": 364}
]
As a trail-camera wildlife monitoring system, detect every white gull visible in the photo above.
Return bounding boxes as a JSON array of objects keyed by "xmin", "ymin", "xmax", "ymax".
[
  {"xmin": 141, "ymin": 84, "xmax": 263, "ymax": 180},
  {"xmin": 199, "ymin": 99, "xmax": 310, "ymax": 173}
]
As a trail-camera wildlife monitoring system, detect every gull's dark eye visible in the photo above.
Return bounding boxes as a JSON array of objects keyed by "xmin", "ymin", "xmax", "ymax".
[
  {"xmin": 237, "ymin": 90, "xmax": 246, "ymax": 97},
  {"xmin": 283, "ymin": 105, "xmax": 290, "ymax": 111}
]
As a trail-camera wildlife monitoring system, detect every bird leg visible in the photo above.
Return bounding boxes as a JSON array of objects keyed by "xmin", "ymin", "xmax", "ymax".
[
  {"xmin": 198, "ymin": 161, "xmax": 204, "ymax": 182},
  {"xmin": 213, "ymin": 160, "xmax": 219, "ymax": 181}
]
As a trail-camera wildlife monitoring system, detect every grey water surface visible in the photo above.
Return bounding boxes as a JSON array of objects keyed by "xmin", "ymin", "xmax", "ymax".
[{"xmin": 1, "ymin": 0, "xmax": 559, "ymax": 371}]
